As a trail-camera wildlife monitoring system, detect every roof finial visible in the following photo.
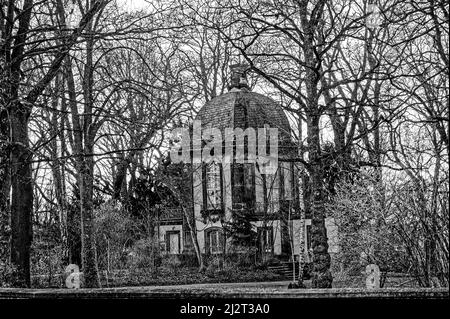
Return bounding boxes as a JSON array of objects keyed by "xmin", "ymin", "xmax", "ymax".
[{"xmin": 229, "ymin": 63, "xmax": 250, "ymax": 91}]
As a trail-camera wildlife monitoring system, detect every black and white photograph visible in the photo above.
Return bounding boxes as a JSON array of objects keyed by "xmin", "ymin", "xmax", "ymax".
[{"xmin": 0, "ymin": 0, "xmax": 448, "ymax": 315}]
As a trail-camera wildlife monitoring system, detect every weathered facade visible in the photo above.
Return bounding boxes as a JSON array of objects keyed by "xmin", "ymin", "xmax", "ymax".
[{"xmin": 158, "ymin": 65, "xmax": 338, "ymax": 262}]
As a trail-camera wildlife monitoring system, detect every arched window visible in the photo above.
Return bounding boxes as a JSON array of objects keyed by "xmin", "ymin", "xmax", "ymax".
[
  {"xmin": 203, "ymin": 162, "xmax": 222, "ymax": 210},
  {"xmin": 205, "ymin": 227, "xmax": 224, "ymax": 254},
  {"xmin": 232, "ymin": 163, "xmax": 255, "ymax": 208}
]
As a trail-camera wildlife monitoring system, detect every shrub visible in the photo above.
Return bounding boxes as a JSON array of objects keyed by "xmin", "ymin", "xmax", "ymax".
[
  {"xmin": 94, "ymin": 202, "xmax": 134, "ymax": 271},
  {"xmin": 128, "ymin": 239, "xmax": 159, "ymax": 269},
  {"xmin": 0, "ymin": 261, "xmax": 18, "ymax": 287},
  {"xmin": 30, "ymin": 242, "xmax": 65, "ymax": 288},
  {"xmin": 161, "ymin": 254, "xmax": 181, "ymax": 273}
]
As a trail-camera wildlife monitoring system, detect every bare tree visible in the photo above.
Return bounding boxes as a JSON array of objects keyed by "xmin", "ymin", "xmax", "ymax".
[{"xmin": 0, "ymin": 0, "xmax": 108, "ymax": 287}]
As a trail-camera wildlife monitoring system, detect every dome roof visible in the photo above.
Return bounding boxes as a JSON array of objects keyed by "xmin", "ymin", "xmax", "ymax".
[
  {"xmin": 195, "ymin": 89, "xmax": 294, "ymax": 157},
  {"xmin": 194, "ymin": 63, "xmax": 295, "ymax": 158},
  {"xmin": 196, "ymin": 90, "xmax": 291, "ymax": 135}
]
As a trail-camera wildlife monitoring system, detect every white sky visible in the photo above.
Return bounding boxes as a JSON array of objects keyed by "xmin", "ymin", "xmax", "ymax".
[{"xmin": 118, "ymin": 0, "xmax": 150, "ymax": 11}]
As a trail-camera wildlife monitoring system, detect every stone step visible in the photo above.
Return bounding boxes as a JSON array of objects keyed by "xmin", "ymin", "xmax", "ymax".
[{"xmin": 268, "ymin": 262, "xmax": 301, "ymax": 280}]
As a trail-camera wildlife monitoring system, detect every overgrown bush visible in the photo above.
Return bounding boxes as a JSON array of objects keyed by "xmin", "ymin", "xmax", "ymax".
[
  {"xmin": 0, "ymin": 260, "xmax": 17, "ymax": 287},
  {"xmin": 127, "ymin": 239, "xmax": 158, "ymax": 269},
  {"xmin": 94, "ymin": 202, "xmax": 134, "ymax": 270},
  {"xmin": 161, "ymin": 254, "xmax": 181, "ymax": 274},
  {"xmin": 30, "ymin": 243, "xmax": 65, "ymax": 287},
  {"xmin": 327, "ymin": 173, "xmax": 448, "ymax": 287},
  {"xmin": 327, "ymin": 175, "xmax": 410, "ymax": 274},
  {"xmin": 225, "ymin": 246, "xmax": 258, "ymax": 267}
]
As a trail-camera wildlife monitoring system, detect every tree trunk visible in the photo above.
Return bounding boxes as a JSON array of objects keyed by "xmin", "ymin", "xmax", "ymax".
[
  {"xmin": 4, "ymin": 0, "xmax": 34, "ymax": 289},
  {"xmin": 183, "ymin": 205, "xmax": 205, "ymax": 271},
  {"xmin": 64, "ymin": 57, "xmax": 83, "ymax": 266},
  {"xmin": 67, "ymin": 196, "xmax": 82, "ymax": 266},
  {"xmin": 9, "ymin": 101, "xmax": 33, "ymax": 287},
  {"xmin": 308, "ymin": 117, "xmax": 332, "ymax": 288},
  {"xmin": 78, "ymin": 13, "xmax": 100, "ymax": 286},
  {"xmin": 79, "ymin": 156, "xmax": 100, "ymax": 287},
  {"xmin": 65, "ymin": 48, "xmax": 100, "ymax": 286},
  {"xmin": 297, "ymin": 116, "xmax": 307, "ymax": 287},
  {"xmin": 299, "ymin": 0, "xmax": 332, "ymax": 288},
  {"xmin": 113, "ymin": 155, "xmax": 129, "ymax": 201},
  {"xmin": 3, "ymin": 0, "xmax": 104, "ymax": 288},
  {"xmin": 50, "ymin": 75, "xmax": 69, "ymax": 263},
  {"xmin": 0, "ymin": 108, "xmax": 10, "ymax": 260}
]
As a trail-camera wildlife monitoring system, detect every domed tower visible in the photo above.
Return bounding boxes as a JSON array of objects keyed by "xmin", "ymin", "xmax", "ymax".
[{"xmin": 189, "ymin": 64, "xmax": 302, "ymax": 260}]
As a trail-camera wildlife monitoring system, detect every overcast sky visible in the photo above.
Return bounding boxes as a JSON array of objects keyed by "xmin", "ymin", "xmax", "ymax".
[{"xmin": 119, "ymin": 0, "xmax": 150, "ymax": 11}]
